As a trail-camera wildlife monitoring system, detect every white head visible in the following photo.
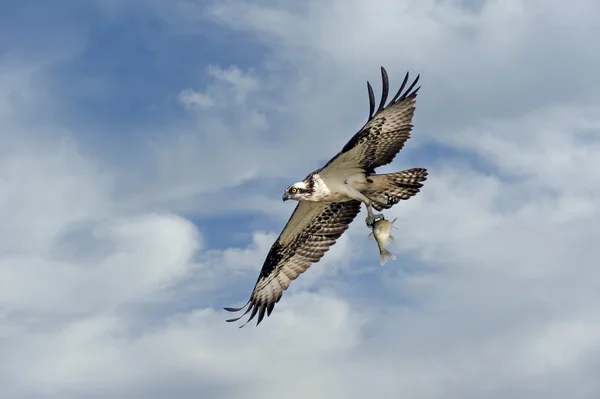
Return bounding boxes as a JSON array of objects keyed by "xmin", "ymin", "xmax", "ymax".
[{"xmin": 281, "ymin": 180, "xmax": 312, "ymax": 202}]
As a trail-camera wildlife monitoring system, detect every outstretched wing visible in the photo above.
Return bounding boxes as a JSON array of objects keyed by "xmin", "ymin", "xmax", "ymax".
[
  {"xmin": 224, "ymin": 200, "xmax": 361, "ymax": 327},
  {"xmin": 320, "ymin": 67, "xmax": 420, "ymax": 176}
]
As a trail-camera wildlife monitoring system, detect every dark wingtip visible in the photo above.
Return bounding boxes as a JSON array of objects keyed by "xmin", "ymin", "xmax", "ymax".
[
  {"xmin": 226, "ymin": 313, "xmax": 246, "ymax": 323},
  {"xmin": 377, "ymin": 66, "xmax": 390, "ymax": 114},
  {"xmin": 403, "ymin": 74, "xmax": 420, "ymax": 99},
  {"xmin": 237, "ymin": 304, "xmax": 260, "ymax": 328},
  {"xmin": 223, "ymin": 299, "xmax": 250, "ymax": 313},
  {"xmin": 256, "ymin": 306, "xmax": 267, "ymax": 326},
  {"xmin": 267, "ymin": 302, "xmax": 275, "ymax": 316},
  {"xmin": 367, "ymin": 81, "xmax": 375, "ymax": 120},
  {"xmin": 226, "ymin": 301, "xmax": 274, "ymax": 328},
  {"xmin": 368, "ymin": 69, "xmax": 421, "ymax": 117},
  {"xmin": 391, "ymin": 72, "xmax": 410, "ymax": 103},
  {"xmin": 226, "ymin": 308, "xmax": 252, "ymax": 323},
  {"xmin": 224, "ymin": 300, "xmax": 253, "ymax": 323}
]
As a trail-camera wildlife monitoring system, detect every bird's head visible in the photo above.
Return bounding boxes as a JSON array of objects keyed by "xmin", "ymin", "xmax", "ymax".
[{"xmin": 282, "ymin": 181, "xmax": 310, "ymax": 202}]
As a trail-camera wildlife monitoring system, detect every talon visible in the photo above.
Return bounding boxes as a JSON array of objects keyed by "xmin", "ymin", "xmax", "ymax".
[{"xmin": 365, "ymin": 213, "xmax": 384, "ymax": 227}]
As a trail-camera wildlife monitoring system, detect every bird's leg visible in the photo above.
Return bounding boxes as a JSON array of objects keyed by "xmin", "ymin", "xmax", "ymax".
[
  {"xmin": 365, "ymin": 202, "xmax": 384, "ymax": 228},
  {"xmin": 343, "ymin": 183, "xmax": 384, "ymax": 228}
]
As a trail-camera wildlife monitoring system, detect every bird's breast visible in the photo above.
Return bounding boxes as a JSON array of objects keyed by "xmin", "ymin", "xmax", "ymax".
[{"xmin": 307, "ymin": 174, "xmax": 349, "ymax": 202}]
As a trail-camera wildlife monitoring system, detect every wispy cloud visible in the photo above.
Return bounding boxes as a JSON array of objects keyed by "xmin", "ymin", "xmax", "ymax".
[
  {"xmin": 0, "ymin": 1, "xmax": 599, "ymax": 398},
  {"xmin": 178, "ymin": 89, "xmax": 215, "ymax": 109}
]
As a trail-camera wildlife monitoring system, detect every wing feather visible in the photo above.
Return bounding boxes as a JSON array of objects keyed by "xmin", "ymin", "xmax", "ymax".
[
  {"xmin": 321, "ymin": 67, "xmax": 420, "ymax": 175},
  {"xmin": 224, "ymin": 200, "xmax": 361, "ymax": 327}
]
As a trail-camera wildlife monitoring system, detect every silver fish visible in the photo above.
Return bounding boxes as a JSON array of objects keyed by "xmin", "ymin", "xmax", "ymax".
[{"xmin": 368, "ymin": 217, "xmax": 397, "ymax": 265}]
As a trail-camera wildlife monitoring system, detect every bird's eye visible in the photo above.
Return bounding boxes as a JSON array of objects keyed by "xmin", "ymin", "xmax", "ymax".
[{"xmin": 290, "ymin": 187, "xmax": 298, "ymax": 194}]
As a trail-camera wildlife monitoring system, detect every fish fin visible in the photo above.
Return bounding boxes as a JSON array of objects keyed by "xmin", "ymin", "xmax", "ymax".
[
  {"xmin": 389, "ymin": 235, "xmax": 396, "ymax": 243},
  {"xmin": 380, "ymin": 248, "xmax": 396, "ymax": 265},
  {"xmin": 368, "ymin": 231, "xmax": 375, "ymax": 240}
]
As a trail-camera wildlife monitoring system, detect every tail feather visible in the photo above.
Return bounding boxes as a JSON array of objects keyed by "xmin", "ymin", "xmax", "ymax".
[
  {"xmin": 379, "ymin": 248, "xmax": 396, "ymax": 265},
  {"xmin": 363, "ymin": 167, "xmax": 428, "ymax": 211}
]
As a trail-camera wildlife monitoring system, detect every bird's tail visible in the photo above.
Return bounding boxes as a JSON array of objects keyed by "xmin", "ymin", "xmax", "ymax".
[
  {"xmin": 379, "ymin": 248, "xmax": 396, "ymax": 265},
  {"xmin": 363, "ymin": 168, "xmax": 428, "ymax": 211}
]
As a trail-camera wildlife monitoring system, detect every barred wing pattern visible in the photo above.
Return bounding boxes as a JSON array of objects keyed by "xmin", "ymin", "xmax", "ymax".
[
  {"xmin": 224, "ymin": 200, "xmax": 361, "ymax": 327},
  {"xmin": 321, "ymin": 67, "xmax": 420, "ymax": 176}
]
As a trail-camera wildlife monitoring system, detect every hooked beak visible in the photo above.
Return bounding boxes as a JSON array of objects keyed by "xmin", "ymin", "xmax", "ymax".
[{"xmin": 282, "ymin": 193, "xmax": 290, "ymax": 202}]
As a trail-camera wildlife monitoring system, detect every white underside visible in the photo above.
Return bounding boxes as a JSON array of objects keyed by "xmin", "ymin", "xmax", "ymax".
[{"xmin": 303, "ymin": 172, "xmax": 371, "ymax": 203}]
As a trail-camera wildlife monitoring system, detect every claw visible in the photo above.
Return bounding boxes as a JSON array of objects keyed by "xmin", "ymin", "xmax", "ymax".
[{"xmin": 365, "ymin": 213, "xmax": 384, "ymax": 228}]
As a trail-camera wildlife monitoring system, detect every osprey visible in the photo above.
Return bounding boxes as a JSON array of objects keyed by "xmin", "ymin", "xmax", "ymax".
[{"xmin": 225, "ymin": 67, "xmax": 428, "ymax": 327}]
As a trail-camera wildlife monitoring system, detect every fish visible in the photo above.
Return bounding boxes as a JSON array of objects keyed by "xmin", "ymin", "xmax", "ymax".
[{"xmin": 368, "ymin": 217, "xmax": 397, "ymax": 265}]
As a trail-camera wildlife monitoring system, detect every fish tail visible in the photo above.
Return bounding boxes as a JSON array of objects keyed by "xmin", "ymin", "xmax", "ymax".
[{"xmin": 379, "ymin": 248, "xmax": 396, "ymax": 265}]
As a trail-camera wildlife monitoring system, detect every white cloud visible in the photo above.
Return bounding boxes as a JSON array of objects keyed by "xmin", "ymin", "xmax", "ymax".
[
  {"xmin": 207, "ymin": 65, "xmax": 259, "ymax": 103},
  {"xmin": 177, "ymin": 66, "xmax": 260, "ymax": 112},
  {"xmin": 1, "ymin": 0, "xmax": 600, "ymax": 398},
  {"xmin": 178, "ymin": 89, "xmax": 215, "ymax": 109}
]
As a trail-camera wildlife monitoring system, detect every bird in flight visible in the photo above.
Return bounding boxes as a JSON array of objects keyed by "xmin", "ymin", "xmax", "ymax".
[{"xmin": 225, "ymin": 67, "xmax": 428, "ymax": 327}]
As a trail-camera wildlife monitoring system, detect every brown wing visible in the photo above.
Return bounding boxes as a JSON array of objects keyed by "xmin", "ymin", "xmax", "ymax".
[
  {"xmin": 320, "ymin": 67, "xmax": 420, "ymax": 176},
  {"xmin": 224, "ymin": 200, "xmax": 361, "ymax": 327}
]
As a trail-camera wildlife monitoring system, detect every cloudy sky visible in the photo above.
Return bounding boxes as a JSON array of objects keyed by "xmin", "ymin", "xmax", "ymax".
[{"xmin": 2, "ymin": 0, "xmax": 600, "ymax": 398}]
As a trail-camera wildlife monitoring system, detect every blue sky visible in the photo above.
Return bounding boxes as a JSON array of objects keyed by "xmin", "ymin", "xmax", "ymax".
[{"xmin": 1, "ymin": 1, "xmax": 600, "ymax": 398}]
